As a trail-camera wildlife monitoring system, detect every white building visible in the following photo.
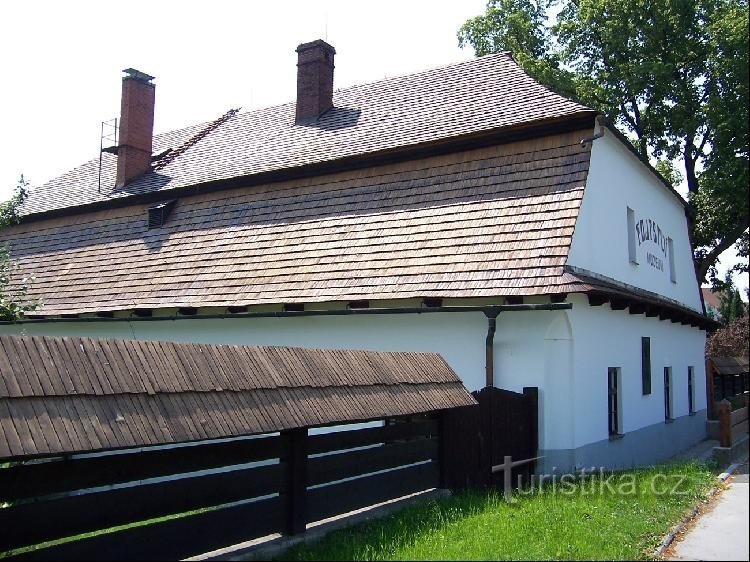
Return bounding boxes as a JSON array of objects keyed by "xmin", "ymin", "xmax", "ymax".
[{"xmin": 0, "ymin": 41, "xmax": 713, "ymax": 473}]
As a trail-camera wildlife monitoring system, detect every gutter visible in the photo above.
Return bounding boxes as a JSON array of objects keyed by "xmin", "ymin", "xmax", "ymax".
[
  {"xmin": 485, "ymin": 311, "xmax": 499, "ymax": 387},
  {"xmin": 3, "ymin": 303, "xmax": 572, "ymax": 325}
]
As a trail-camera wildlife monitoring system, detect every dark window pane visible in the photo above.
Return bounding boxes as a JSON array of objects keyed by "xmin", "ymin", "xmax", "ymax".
[{"xmin": 641, "ymin": 337, "xmax": 651, "ymax": 395}]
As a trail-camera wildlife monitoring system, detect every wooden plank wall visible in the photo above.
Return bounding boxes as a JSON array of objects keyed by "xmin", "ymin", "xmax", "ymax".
[{"xmin": 0, "ymin": 417, "xmax": 442, "ymax": 561}]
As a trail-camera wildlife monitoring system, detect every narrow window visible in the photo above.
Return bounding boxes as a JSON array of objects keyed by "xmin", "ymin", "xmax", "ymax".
[
  {"xmin": 641, "ymin": 337, "xmax": 652, "ymax": 395},
  {"xmin": 627, "ymin": 207, "xmax": 638, "ymax": 264},
  {"xmin": 664, "ymin": 367, "xmax": 673, "ymax": 421},
  {"xmin": 688, "ymin": 366, "xmax": 695, "ymax": 414},
  {"xmin": 608, "ymin": 367, "xmax": 622, "ymax": 436},
  {"xmin": 668, "ymin": 237, "xmax": 676, "ymax": 283}
]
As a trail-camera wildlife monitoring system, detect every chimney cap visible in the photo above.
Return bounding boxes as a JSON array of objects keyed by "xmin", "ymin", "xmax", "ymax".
[
  {"xmin": 122, "ymin": 68, "xmax": 155, "ymax": 84},
  {"xmin": 296, "ymin": 39, "xmax": 336, "ymax": 55}
]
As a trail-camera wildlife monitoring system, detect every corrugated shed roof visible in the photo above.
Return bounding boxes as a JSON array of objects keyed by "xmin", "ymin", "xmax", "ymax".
[
  {"xmin": 19, "ymin": 53, "xmax": 593, "ymax": 218},
  {"xmin": 0, "ymin": 335, "xmax": 475, "ymax": 460},
  {"xmin": 1, "ymin": 129, "xmax": 593, "ymax": 315}
]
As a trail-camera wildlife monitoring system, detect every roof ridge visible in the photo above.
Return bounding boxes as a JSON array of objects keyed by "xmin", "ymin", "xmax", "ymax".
[{"xmin": 152, "ymin": 108, "xmax": 241, "ymax": 171}]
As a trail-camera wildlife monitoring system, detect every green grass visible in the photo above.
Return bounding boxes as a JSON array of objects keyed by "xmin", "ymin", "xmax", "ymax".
[
  {"xmin": 277, "ymin": 461, "xmax": 719, "ymax": 561},
  {"xmin": 0, "ymin": 504, "xmax": 218, "ymax": 559}
]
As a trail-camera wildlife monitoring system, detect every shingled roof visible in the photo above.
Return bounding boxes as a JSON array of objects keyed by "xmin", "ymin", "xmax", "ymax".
[
  {"xmin": 0, "ymin": 53, "xmax": 601, "ymax": 316},
  {"xmin": 19, "ymin": 53, "xmax": 594, "ymax": 218},
  {"xmin": 0, "ymin": 335, "xmax": 474, "ymax": 460}
]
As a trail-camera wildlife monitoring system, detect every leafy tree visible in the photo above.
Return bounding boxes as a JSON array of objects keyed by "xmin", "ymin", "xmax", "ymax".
[
  {"xmin": 458, "ymin": 0, "xmax": 749, "ymax": 285},
  {"xmin": 1, "ymin": 175, "xmax": 37, "ymax": 321},
  {"xmin": 0, "ymin": 175, "xmax": 28, "ymax": 229},
  {"xmin": 717, "ymin": 272, "xmax": 747, "ymax": 325}
]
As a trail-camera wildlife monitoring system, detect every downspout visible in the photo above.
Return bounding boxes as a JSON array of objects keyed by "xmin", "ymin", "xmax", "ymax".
[{"xmin": 485, "ymin": 311, "xmax": 499, "ymax": 388}]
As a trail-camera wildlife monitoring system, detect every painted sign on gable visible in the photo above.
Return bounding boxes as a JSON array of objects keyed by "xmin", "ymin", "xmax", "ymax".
[{"xmin": 627, "ymin": 207, "xmax": 676, "ymax": 282}]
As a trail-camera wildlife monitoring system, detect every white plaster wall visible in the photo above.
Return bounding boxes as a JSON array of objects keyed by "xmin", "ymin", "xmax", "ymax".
[
  {"xmin": 566, "ymin": 294, "xmax": 707, "ymax": 449},
  {"xmin": 3, "ymin": 301, "xmax": 704, "ymax": 452},
  {"xmin": 0, "ymin": 314, "xmax": 487, "ymax": 392},
  {"xmin": 492, "ymin": 309, "xmax": 575, "ymax": 452},
  {"xmin": 567, "ymin": 126, "xmax": 702, "ymax": 311},
  {"xmin": 0, "ymin": 309, "xmax": 572, "ymax": 451}
]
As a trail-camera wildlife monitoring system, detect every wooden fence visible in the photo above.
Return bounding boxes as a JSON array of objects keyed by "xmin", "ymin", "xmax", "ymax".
[
  {"xmin": 0, "ymin": 386, "xmax": 540, "ymax": 561},
  {"xmin": 0, "ymin": 417, "xmax": 441, "ymax": 561},
  {"xmin": 716, "ymin": 396, "xmax": 750, "ymax": 449}
]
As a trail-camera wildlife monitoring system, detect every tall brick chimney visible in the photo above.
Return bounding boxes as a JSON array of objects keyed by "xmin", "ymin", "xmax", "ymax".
[
  {"xmin": 116, "ymin": 68, "xmax": 155, "ymax": 188},
  {"xmin": 295, "ymin": 40, "xmax": 335, "ymax": 124}
]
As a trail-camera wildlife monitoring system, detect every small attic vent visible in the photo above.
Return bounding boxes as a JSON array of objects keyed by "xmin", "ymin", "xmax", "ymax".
[{"xmin": 148, "ymin": 200, "xmax": 176, "ymax": 229}]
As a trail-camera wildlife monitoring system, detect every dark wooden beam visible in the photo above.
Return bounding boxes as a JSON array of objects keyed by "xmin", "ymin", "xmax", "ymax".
[
  {"xmin": 629, "ymin": 302, "xmax": 648, "ymax": 315},
  {"xmin": 609, "ymin": 297, "xmax": 629, "ymax": 311},
  {"xmin": 645, "ymin": 306, "xmax": 660, "ymax": 317},
  {"xmin": 550, "ymin": 293, "xmax": 568, "ymax": 304},
  {"xmin": 587, "ymin": 293, "xmax": 609, "ymax": 307},
  {"xmin": 505, "ymin": 296, "xmax": 524, "ymax": 305}
]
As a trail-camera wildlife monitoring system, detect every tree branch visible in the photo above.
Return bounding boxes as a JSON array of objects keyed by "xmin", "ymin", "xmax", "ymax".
[{"xmin": 696, "ymin": 217, "xmax": 750, "ymax": 283}]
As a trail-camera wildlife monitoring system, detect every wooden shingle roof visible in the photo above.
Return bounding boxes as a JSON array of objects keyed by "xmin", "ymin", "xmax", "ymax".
[
  {"xmin": 1, "ymin": 129, "xmax": 594, "ymax": 315},
  {"xmin": 0, "ymin": 335, "xmax": 475, "ymax": 460},
  {"xmin": 19, "ymin": 53, "xmax": 594, "ymax": 218}
]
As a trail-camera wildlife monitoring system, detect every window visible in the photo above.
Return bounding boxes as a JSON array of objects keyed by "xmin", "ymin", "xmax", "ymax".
[
  {"xmin": 668, "ymin": 237, "xmax": 676, "ymax": 283},
  {"xmin": 664, "ymin": 367, "xmax": 673, "ymax": 421},
  {"xmin": 147, "ymin": 200, "xmax": 176, "ymax": 229},
  {"xmin": 641, "ymin": 337, "xmax": 652, "ymax": 395},
  {"xmin": 688, "ymin": 366, "xmax": 695, "ymax": 414},
  {"xmin": 627, "ymin": 207, "xmax": 638, "ymax": 264},
  {"xmin": 608, "ymin": 367, "xmax": 623, "ymax": 436}
]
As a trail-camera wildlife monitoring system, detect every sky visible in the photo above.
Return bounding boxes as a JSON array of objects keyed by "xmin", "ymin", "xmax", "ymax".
[{"xmin": 0, "ymin": 0, "xmax": 746, "ymax": 294}]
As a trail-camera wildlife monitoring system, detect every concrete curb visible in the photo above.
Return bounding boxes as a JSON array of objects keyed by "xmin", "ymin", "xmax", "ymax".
[{"xmin": 653, "ymin": 458, "xmax": 747, "ymax": 560}]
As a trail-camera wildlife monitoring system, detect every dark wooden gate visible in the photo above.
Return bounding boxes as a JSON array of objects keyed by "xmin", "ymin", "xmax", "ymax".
[
  {"xmin": 475, "ymin": 386, "xmax": 539, "ymax": 488},
  {"xmin": 440, "ymin": 386, "xmax": 539, "ymax": 490}
]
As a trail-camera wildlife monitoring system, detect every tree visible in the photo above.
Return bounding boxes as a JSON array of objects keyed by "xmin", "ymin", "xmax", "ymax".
[
  {"xmin": 717, "ymin": 272, "xmax": 747, "ymax": 325},
  {"xmin": 1, "ymin": 175, "xmax": 37, "ymax": 322},
  {"xmin": 458, "ymin": 0, "xmax": 749, "ymax": 285}
]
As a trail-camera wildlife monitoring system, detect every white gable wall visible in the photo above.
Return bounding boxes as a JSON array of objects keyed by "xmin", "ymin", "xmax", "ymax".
[{"xmin": 567, "ymin": 125, "xmax": 702, "ymax": 311}]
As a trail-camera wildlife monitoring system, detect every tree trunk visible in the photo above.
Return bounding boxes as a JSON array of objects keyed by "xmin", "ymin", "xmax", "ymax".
[{"xmin": 696, "ymin": 217, "xmax": 750, "ymax": 283}]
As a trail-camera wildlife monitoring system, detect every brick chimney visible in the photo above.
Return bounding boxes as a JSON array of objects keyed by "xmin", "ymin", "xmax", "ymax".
[
  {"xmin": 116, "ymin": 68, "xmax": 155, "ymax": 188},
  {"xmin": 295, "ymin": 40, "xmax": 335, "ymax": 124}
]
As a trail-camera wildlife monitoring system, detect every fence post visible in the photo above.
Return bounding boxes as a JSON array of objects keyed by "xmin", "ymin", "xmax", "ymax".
[
  {"xmin": 283, "ymin": 427, "xmax": 308, "ymax": 535},
  {"xmin": 438, "ymin": 412, "xmax": 449, "ymax": 489},
  {"xmin": 705, "ymin": 359, "xmax": 715, "ymax": 419},
  {"xmin": 522, "ymin": 387, "xmax": 539, "ymax": 479},
  {"xmin": 718, "ymin": 399, "xmax": 731, "ymax": 448}
]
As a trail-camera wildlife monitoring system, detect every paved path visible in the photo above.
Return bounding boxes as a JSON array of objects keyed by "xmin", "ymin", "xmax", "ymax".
[{"xmin": 670, "ymin": 460, "xmax": 749, "ymax": 561}]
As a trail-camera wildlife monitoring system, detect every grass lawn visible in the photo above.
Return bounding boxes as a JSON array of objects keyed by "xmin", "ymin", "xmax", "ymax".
[{"xmin": 277, "ymin": 460, "xmax": 719, "ymax": 561}]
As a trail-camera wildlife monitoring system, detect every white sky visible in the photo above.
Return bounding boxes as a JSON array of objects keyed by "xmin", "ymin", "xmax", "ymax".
[{"xmin": 1, "ymin": 0, "xmax": 746, "ymax": 294}]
